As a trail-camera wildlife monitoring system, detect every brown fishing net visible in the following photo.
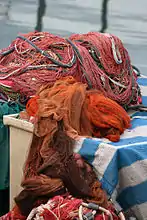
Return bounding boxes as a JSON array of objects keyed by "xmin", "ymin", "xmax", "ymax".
[{"xmin": 15, "ymin": 76, "xmax": 130, "ymax": 216}]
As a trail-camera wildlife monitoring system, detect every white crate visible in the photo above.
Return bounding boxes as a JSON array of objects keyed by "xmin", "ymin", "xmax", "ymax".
[{"xmin": 3, "ymin": 114, "xmax": 33, "ymax": 209}]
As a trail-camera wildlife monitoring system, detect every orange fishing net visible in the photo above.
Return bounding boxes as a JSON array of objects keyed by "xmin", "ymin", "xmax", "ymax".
[
  {"xmin": 26, "ymin": 76, "xmax": 130, "ymax": 142},
  {"xmin": 16, "ymin": 77, "xmax": 130, "ymax": 216},
  {"xmin": 15, "ymin": 126, "xmax": 106, "ymax": 216},
  {"xmin": 26, "ymin": 95, "xmax": 39, "ymax": 117},
  {"xmin": 84, "ymin": 91, "xmax": 130, "ymax": 142}
]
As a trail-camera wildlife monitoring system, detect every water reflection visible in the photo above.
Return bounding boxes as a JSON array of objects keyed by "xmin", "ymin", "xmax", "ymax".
[
  {"xmin": 35, "ymin": 0, "xmax": 46, "ymax": 32},
  {"xmin": 35, "ymin": 0, "xmax": 109, "ymax": 33},
  {"xmin": 100, "ymin": 0, "xmax": 109, "ymax": 33}
]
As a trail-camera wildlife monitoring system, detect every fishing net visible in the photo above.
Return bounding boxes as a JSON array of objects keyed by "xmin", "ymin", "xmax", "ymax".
[
  {"xmin": 13, "ymin": 77, "xmax": 130, "ymax": 216},
  {"xmin": 0, "ymin": 31, "xmax": 141, "ymax": 109}
]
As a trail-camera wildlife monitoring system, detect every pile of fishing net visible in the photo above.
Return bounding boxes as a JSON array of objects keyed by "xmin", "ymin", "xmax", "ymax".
[
  {"xmin": 0, "ymin": 31, "xmax": 142, "ymax": 109},
  {"xmin": 0, "ymin": 31, "xmax": 141, "ymax": 220},
  {"xmin": 1, "ymin": 195, "xmax": 125, "ymax": 220},
  {"xmin": 0, "ymin": 77, "xmax": 131, "ymax": 220},
  {"xmin": 25, "ymin": 76, "xmax": 130, "ymax": 142}
]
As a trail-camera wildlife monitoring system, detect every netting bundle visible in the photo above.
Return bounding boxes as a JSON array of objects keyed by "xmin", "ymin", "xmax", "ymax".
[{"xmin": 0, "ymin": 31, "xmax": 141, "ymax": 109}]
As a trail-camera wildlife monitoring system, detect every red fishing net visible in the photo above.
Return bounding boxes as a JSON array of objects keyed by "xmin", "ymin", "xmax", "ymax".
[
  {"xmin": 0, "ymin": 31, "xmax": 141, "ymax": 108},
  {"xmin": 0, "ymin": 195, "xmax": 124, "ymax": 220}
]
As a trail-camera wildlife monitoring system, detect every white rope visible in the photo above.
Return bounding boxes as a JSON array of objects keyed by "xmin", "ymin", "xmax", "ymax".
[
  {"xmin": 26, "ymin": 200, "xmax": 59, "ymax": 220},
  {"xmin": 80, "ymin": 202, "xmax": 113, "ymax": 220},
  {"xmin": 118, "ymin": 211, "xmax": 126, "ymax": 220}
]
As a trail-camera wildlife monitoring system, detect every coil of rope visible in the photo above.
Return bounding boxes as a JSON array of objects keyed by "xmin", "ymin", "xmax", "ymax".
[{"xmin": 0, "ymin": 31, "xmax": 141, "ymax": 109}]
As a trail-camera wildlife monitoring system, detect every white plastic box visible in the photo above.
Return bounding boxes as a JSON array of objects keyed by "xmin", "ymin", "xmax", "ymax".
[{"xmin": 3, "ymin": 114, "xmax": 33, "ymax": 209}]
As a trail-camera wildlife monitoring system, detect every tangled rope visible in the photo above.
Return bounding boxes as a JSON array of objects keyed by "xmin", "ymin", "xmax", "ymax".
[
  {"xmin": 1, "ymin": 195, "xmax": 124, "ymax": 220},
  {"xmin": 0, "ymin": 31, "xmax": 141, "ymax": 109},
  {"xmin": 25, "ymin": 195, "xmax": 123, "ymax": 220}
]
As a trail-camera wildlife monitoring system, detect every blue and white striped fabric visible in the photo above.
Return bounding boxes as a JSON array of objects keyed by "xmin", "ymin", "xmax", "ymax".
[{"xmin": 74, "ymin": 76, "xmax": 147, "ymax": 220}]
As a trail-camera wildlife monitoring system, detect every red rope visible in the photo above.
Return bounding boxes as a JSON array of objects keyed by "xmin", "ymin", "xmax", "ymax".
[{"xmin": 0, "ymin": 31, "xmax": 141, "ymax": 108}]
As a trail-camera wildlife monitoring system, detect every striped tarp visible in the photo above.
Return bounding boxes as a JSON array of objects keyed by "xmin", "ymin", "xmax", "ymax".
[{"xmin": 75, "ymin": 76, "xmax": 147, "ymax": 220}]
